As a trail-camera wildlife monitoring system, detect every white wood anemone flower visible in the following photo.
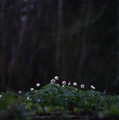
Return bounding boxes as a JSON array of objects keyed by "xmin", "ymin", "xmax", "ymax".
[
  {"xmin": 54, "ymin": 76, "xmax": 59, "ymax": 80},
  {"xmin": 30, "ymin": 88, "xmax": 34, "ymax": 91},
  {"xmin": 18, "ymin": 90, "xmax": 22, "ymax": 94},
  {"xmin": 62, "ymin": 81, "xmax": 66, "ymax": 86},
  {"xmin": 73, "ymin": 82, "xmax": 77, "ymax": 86},
  {"xmin": 36, "ymin": 83, "xmax": 40, "ymax": 87},
  {"xmin": 90, "ymin": 85, "xmax": 95, "ymax": 90},
  {"xmin": 50, "ymin": 79, "xmax": 56, "ymax": 84},
  {"xmin": 80, "ymin": 84, "xmax": 85, "ymax": 88},
  {"xmin": 27, "ymin": 96, "xmax": 30, "ymax": 100},
  {"xmin": 0, "ymin": 95, "xmax": 2, "ymax": 98},
  {"xmin": 68, "ymin": 82, "xmax": 71, "ymax": 86}
]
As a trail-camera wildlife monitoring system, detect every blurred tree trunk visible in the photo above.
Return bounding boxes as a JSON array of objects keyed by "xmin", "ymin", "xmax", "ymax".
[
  {"xmin": 56, "ymin": 0, "xmax": 63, "ymax": 75},
  {"xmin": 27, "ymin": 0, "xmax": 42, "ymax": 84},
  {"xmin": 0, "ymin": 0, "xmax": 6, "ymax": 91},
  {"xmin": 8, "ymin": 0, "xmax": 27, "ymax": 89},
  {"xmin": 77, "ymin": 0, "xmax": 92, "ymax": 81},
  {"xmin": 113, "ymin": 0, "xmax": 119, "ymax": 88}
]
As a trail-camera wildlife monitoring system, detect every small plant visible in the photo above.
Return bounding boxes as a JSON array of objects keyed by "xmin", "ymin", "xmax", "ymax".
[{"xmin": 0, "ymin": 77, "xmax": 119, "ymax": 119}]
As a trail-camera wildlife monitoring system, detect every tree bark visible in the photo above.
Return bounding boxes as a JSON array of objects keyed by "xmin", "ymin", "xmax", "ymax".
[
  {"xmin": 56, "ymin": 0, "xmax": 63, "ymax": 75},
  {"xmin": 76, "ymin": 0, "xmax": 92, "ymax": 81},
  {"xmin": 0, "ymin": 0, "xmax": 6, "ymax": 91},
  {"xmin": 8, "ymin": 0, "xmax": 27, "ymax": 89},
  {"xmin": 113, "ymin": 0, "xmax": 119, "ymax": 88}
]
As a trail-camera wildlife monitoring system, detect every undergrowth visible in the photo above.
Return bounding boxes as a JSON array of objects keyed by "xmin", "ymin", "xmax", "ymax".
[{"xmin": 0, "ymin": 79, "xmax": 119, "ymax": 120}]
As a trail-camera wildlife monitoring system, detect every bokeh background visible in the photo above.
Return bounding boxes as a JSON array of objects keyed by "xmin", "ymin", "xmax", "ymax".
[{"xmin": 0, "ymin": 0, "xmax": 118, "ymax": 92}]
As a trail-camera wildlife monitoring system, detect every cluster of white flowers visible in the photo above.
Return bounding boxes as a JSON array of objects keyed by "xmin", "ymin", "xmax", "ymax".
[
  {"xmin": 90, "ymin": 85, "xmax": 95, "ymax": 90},
  {"xmin": 36, "ymin": 83, "xmax": 40, "ymax": 87},
  {"xmin": 27, "ymin": 76, "xmax": 97, "ymax": 102},
  {"xmin": 50, "ymin": 76, "xmax": 59, "ymax": 84},
  {"xmin": 73, "ymin": 82, "xmax": 77, "ymax": 86}
]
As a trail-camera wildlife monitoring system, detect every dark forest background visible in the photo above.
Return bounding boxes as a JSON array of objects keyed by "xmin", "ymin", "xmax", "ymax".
[{"xmin": 0, "ymin": 0, "xmax": 118, "ymax": 93}]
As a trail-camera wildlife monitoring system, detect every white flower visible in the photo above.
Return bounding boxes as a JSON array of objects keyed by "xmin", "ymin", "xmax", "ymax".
[
  {"xmin": 80, "ymin": 84, "xmax": 85, "ymax": 88},
  {"xmin": 62, "ymin": 81, "xmax": 66, "ymax": 85},
  {"xmin": 68, "ymin": 82, "xmax": 71, "ymax": 86},
  {"xmin": 37, "ymin": 99, "xmax": 40, "ymax": 102},
  {"xmin": 54, "ymin": 76, "xmax": 59, "ymax": 80},
  {"xmin": 73, "ymin": 82, "xmax": 77, "ymax": 86},
  {"xmin": 0, "ymin": 95, "xmax": 2, "ymax": 98},
  {"xmin": 36, "ymin": 83, "xmax": 40, "ymax": 87},
  {"xmin": 27, "ymin": 96, "xmax": 30, "ymax": 100},
  {"xmin": 50, "ymin": 79, "xmax": 56, "ymax": 84},
  {"xmin": 18, "ymin": 90, "xmax": 22, "ymax": 94},
  {"xmin": 76, "ymin": 88, "xmax": 78, "ymax": 90},
  {"xmin": 44, "ymin": 106, "xmax": 48, "ymax": 112},
  {"xmin": 57, "ymin": 84, "xmax": 60, "ymax": 86},
  {"xmin": 90, "ymin": 85, "xmax": 95, "ymax": 90},
  {"xmin": 30, "ymin": 88, "xmax": 34, "ymax": 91}
]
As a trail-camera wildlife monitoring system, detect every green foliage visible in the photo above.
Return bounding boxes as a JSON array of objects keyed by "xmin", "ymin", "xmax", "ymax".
[
  {"xmin": 98, "ymin": 105, "xmax": 119, "ymax": 118},
  {"xmin": 0, "ymin": 92, "xmax": 15, "ymax": 112},
  {"xmin": 0, "ymin": 83, "xmax": 119, "ymax": 119},
  {"xmin": 20, "ymin": 83, "xmax": 119, "ymax": 114},
  {"xmin": 0, "ymin": 92, "xmax": 31, "ymax": 120}
]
